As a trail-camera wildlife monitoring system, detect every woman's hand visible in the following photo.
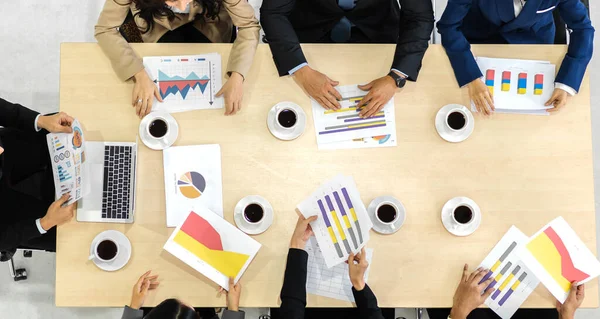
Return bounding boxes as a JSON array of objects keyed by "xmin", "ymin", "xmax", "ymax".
[
  {"xmin": 37, "ymin": 112, "xmax": 74, "ymax": 133},
  {"xmin": 546, "ymin": 88, "xmax": 569, "ymax": 114},
  {"xmin": 130, "ymin": 270, "xmax": 160, "ymax": 310},
  {"xmin": 557, "ymin": 282, "xmax": 585, "ymax": 319},
  {"xmin": 219, "ymin": 277, "xmax": 242, "ymax": 311},
  {"xmin": 467, "ymin": 79, "xmax": 495, "ymax": 115},
  {"xmin": 132, "ymin": 70, "xmax": 163, "ymax": 119},
  {"xmin": 290, "ymin": 214, "xmax": 317, "ymax": 250},
  {"xmin": 347, "ymin": 247, "xmax": 369, "ymax": 291},
  {"xmin": 216, "ymin": 72, "xmax": 244, "ymax": 116}
]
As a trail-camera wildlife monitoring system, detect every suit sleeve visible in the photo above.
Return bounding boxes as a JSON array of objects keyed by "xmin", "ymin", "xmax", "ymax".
[
  {"xmin": 120, "ymin": 306, "xmax": 143, "ymax": 319},
  {"xmin": 352, "ymin": 284, "xmax": 385, "ymax": 319},
  {"xmin": 393, "ymin": 0, "xmax": 434, "ymax": 81},
  {"xmin": 436, "ymin": 0, "xmax": 482, "ymax": 87},
  {"xmin": 555, "ymin": 0, "xmax": 594, "ymax": 91},
  {"xmin": 0, "ymin": 219, "xmax": 43, "ymax": 251},
  {"xmin": 222, "ymin": 0, "xmax": 260, "ymax": 79},
  {"xmin": 260, "ymin": 0, "xmax": 307, "ymax": 76},
  {"xmin": 0, "ymin": 98, "xmax": 40, "ymax": 132},
  {"xmin": 222, "ymin": 310, "xmax": 245, "ymax": 319},
  {"xmin": 279, "ymin": 248, "xmax": 308, "ymax": 319}
]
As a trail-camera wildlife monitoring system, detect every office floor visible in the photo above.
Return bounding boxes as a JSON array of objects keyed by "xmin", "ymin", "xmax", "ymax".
[{"xmin": 0, "ymin": 1, "xmax": 598, "ymax": 318}]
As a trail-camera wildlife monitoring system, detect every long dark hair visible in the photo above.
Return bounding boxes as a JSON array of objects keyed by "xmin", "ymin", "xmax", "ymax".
[
  {"xmin": 117, "ymin": 0, "xmax": 222, "ymax": 33},
  {"xmin": 145, "ymin": 299, "xmax": 199, "ymax": 319}
]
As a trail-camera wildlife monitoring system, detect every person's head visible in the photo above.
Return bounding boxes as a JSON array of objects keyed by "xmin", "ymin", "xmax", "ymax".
[{"xmin": 145, "ymin": 299, "xmax": 199, "ymax": 319}]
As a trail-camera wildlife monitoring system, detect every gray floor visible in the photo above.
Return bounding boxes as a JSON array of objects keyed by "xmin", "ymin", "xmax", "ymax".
[{"xmin": 0, "ymin": 1, "xmax": 598, "ymax": 318}]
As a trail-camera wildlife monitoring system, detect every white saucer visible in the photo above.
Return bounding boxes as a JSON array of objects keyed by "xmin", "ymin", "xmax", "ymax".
[
  {"xmin": 267, "ymin": 102, "xmax": 306, "ymax": 141},
  {"xmin": 367, "ymin": 196, "xmax": 406, "ymax": 235},
  {"xmin": 89, "ymin": 230, "xmax": 132, "ymax": 271},
  {"xmin": 139, "ymin": 112, "xmax": 179, "ymax": 150},
  {"xmin": 435, "ymin": 104, "xmax": 475, "ymax": 143},
  {"xmin": 234, "ymin": 195, "xmax": 274, "ymax": 235},
  {"xmin": 441, "ymin": 196, "xmax": 482, "ymax": 237}
]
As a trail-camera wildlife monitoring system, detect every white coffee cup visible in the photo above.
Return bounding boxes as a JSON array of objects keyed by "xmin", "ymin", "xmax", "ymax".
[
  {"xmin": 451, "ymin": 203, "xmax": 475, "ymax": 226},
  {"xmin": 446, "ymin": 108, "xmax": 469, "ymax": 132},
  {"xmin": 375, "ymin": 201, "xmax": 400, "ymax": 225},
  {"xmin": 275, "ymin": 108, "xmax": 298, "ymax": 130},
  {"xmin": 88, "ymin": 238, "xmax": 119, "ymax": 263},
  {"xmin": 147, "ymin": 117, "xmax": 170, "ymax": 140}
]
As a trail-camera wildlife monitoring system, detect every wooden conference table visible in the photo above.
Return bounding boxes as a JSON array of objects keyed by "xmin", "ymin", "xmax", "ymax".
[{"xmin": 56, "ymin": 43, "xmax": 597, "ymax": 308}]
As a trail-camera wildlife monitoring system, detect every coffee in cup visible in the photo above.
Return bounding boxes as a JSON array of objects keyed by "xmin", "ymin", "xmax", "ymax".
[
  {"xmin": 277, "ymin": 109, "xmax": 297, "ymax": 129},
  {"xmin": 90, "ymin": 239, "xmax": 119, "ymax": 262},
  {"xmin": 453, "ymin": 205, "xmax": 474, "ymax": 225},
  {"xmin": 244, "ymin": 203, "xmax": 264, "ymax": 224},
  {"xmin": 376, "ymin": 203, "xmax": 398, "ymax": 224},
  {"xmin": 148, "ymin": 118, "xmax": 169, "ymax": 138},
  {"xmin": 446, "ymin": 110, "xmax": 467, "ymax": 131}
]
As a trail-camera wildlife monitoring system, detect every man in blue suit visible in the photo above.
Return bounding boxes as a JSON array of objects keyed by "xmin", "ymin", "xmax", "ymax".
[{"xmin": 437, "ymin": 0, "xmax": 594, "ymax": 115}]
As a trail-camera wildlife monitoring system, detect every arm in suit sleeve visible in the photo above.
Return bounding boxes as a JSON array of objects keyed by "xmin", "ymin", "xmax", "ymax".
[
  {"xmin": 436, "ymin": 0, "xmax": 483, "ymax": 87},
  {"xmin": 352, "ymin": 284, "xmax": 385, "ymax": 319},
  {"xmin": 223, "ymin": 309, "xmax": 245, "ymax": 319},
  {"xmin": 393, "ymin": 0, "xmax": 434, "ymax": 81},
  {"xmin": 222, "ymin": 0, "xmax": 260, "ymax": 79},
  {"xmin": 0, "ymin": 98, "xmax": 40, "ymax": 131},
  {"xmin": 0, "ymin": 219, "xmax": 44, "ymax": 253},
  {"xmin": 120, "ymin": 306, "xmax": 143, "ymax": 319},
  {"xmin": 260, "ymin": 0, "xmax": 308, "ymax": 76},
  {"xmin": 279, "ymin": 248, "xmax": 308, "ymax": 319},
  {"xmin": 555, "ymin": 0, "xmax": 595, "ymax": 91}
]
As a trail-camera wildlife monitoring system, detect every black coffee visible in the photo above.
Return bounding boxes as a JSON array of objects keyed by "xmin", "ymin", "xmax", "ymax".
[
  {"xmin": 447, "ymin": 111, "xmax": 466, "ymax": 130},
  {"xmin": 149, "ymin": 119, "xmax": 168, "ymax": 138},
  {"xmin": 244, "ymin": 203, "xmax": 264, "ymax": 223},
  {"xmin": 97, "ymin": 240, "xmax": 118, "ymax": 261},
  {"xmin": 453, "ymin": 205, "xmax": 473, "ymax": 224},
  {"xmin": 376, "ymin": 204, "xmax": 397, "ymax": 223},
  {"xmin": 277, "ymin": 109, "xmax": 297, "ymax": 128}
]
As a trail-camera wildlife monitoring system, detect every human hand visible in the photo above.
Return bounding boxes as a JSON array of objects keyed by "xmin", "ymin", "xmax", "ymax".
[
  {"xmin": 546, "ymin": 88, "xmax": 569, "ymax": 114},
  {"xmin": 130, "ymin": 270, "xmax": 160, "ymax": 309},
  {"xmin": 0, "ymin": 146, "xmax": 3, "ymax": 156},
  {"xmin": 467, "ymin": 79, "xmax": 495, "ymax": 115},
  {"xmin": 219, "ymin": 277, "xmax": 242, "ymax": 311},
  {"xmin": 294, "ymin": 66, "xmax": 342, "ymax": 110},
  {"xmin": 40, "ymin": 194, "xmax": 76, "ymax": 230},
  {"xmin": 450, "ymin": 264, "xmax": 495, "ymax": 319},
  {"xmin": 132, "ymin": 70, "xmax": 163, "ymax": 119},
  {"xmin": 290, "ymin": 213, "xmax": 317, "ymax": 250},
  {"xmin": 216, "ymin": 72, "xmax": 244, "ymax": 116},
  {"xmin": 357, "ymin": 74, "xmax": 398, "ymax": 118},
  {"xmin": 557, "ymin": 282, "xmax": 585, "ymax": 319},
  {"xmin": 37, "ymin": 112, "xmax": 74, "ymax": 133},
  {"xmin": 347, "ymin": 247, "xmax": 369, "ymax": 291}
]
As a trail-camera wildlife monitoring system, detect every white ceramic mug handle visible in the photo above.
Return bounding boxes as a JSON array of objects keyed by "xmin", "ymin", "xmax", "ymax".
[{"xmin": 88, "ymin": 254, "xmax": 96, "ymax": 261}]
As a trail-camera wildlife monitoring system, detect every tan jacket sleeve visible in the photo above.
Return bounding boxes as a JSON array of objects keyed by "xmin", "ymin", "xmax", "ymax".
[
  {"xmin": 95, "ymin": 0, "xmax": 145, "ymax": 81},
  {"xmin": 222, "ymin": 0, "xmax": 260, "ymax": 79}
]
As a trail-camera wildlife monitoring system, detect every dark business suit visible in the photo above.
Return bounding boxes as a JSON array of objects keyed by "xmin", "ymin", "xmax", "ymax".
[
  {"xmin": 260, "ymin": 0, "xmax": 434, "ymax": 80},
  {"xmin": 427, "ymin": 308, "xmax": 558, "ymax": 319},
  {"xmin": 437, "ymin": 0, "xmax": 594, "ymax": 90},
  {"xmin": 0, "ymin": 98, "xmax": 55, "ymax": 251},
  {"xmin": 274, "ymin": 248, "xmax": 385, "ymax": 319}
]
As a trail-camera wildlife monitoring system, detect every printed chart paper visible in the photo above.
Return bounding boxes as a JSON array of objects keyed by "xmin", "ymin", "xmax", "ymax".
[
  {"xmin": 144, "ymin": 54, "xmax": 223, "ymax": 113},
  {"xmin": 163, "ymin": 208, "xmax": 261, "ymax": 290},
  {"xmin": 163, "ymin": 145, "xmax": 223, "ymax": 227},
  {"xmin": 478, "ymin": 226, "xmax": 540, "ymax": 319},
  {"xmin": 46, "ymin": 119, "xmax": 89, "ymax": 205},
  {"xmin": 312, "ymin": 85, "xmax": 397, "ymax": 147},
  {"xmin": 474, "ymin": 57, "xmax": 556, "ymax": 114},
  {"xmin": 306, "ymin": 238, "xmax": 373, "ymax": 302},
  {"xmin": 297, "ymin": 175, "xmax": 372, "ymax": 268},
  {"xmin": 518, "ymin": 217, "xmax": 600, "ymax": 303}
]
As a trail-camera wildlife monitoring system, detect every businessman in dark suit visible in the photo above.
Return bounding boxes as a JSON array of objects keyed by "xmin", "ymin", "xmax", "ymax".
[
  {"xmin": 0, "ymin": 98, "xmax": 77, "ymax": 252},
  {"xmin": 260, "ymin": 0, "xmax": 434, "ymax": 118},
  {"xmin": 437, "ymin": 0, "xmax": 594, "ymax": 115}
]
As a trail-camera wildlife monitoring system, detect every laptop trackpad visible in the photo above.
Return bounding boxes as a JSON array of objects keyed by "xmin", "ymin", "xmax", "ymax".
[{"xmin": 79, "ymin": 163, "xmax": 104, "ymax": 211}]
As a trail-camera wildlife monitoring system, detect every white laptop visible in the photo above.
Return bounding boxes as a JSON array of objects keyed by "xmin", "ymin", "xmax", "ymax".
[{"xmin": 77, "ymin": 141, "xmax": 138, "ymax": 223}]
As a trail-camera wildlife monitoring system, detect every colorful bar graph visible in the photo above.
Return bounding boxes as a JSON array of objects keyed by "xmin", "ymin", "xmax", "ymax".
[
  {"xmin": 341, "ymin": 187, "xmax": 363, "ymax": 244},
  {"xmin": 57, "ymin": 164, "xmax": 72, "ymax": 182},
  {"xmin": 501, "ymin": 71, "xmax": 511, "ymax": 92},
  {"xmin": 333, "ymin": 191, "xmax": 359, "ymax": 249},
  {"xmin": 325, "ymin": 195, "xmax": 352, "ymax": 254},
  {"xmin": 498, "ymin": 272, "xmax": 528, "ymax": 306},
  {"xmin": 534, "ymin": 74, "xmax": 544, "ymax": 95},
  {"xmin": 480, "ymin": 242, "xmax": 517, "ymax": 283},
  {"xmin": 485, "ymin": 262, "xmax": 513, "ymax": 292},
  {"xmin": 319, "ymin": 121, "xmax": 386, "ymax": 135},
  {"xmin": 318, "ymin": 199, "xmax": 343, "ymax": 257},
  {"xmin": 54, "ymin": 137, "xmax": 65, "ymax": 151},
  {"xmin": 344, "ymin": 114, "xmax": 384, "ymax": 123},
  {"xmin": 518, "ymin": 73, "xmax": 527, "ymax": 94},
  {"xmin": 492, "ymin": 265, "xmax": 521, "ymax": 300},
  {"xmin": 486, "ymin": 69, "xmax": 495, "ymax": 94},
  {"xmin": 324, "ymin": 107, "xmax": 359, "ymax": 114}
]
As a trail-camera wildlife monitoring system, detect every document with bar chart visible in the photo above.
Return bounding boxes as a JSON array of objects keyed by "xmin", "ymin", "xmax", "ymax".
[
  {"xmin": 143, "ymin": 54, "xmax": 223, "ymax": 113},
  {"xmin": 474, "ymin": 57, "xmax": 555, "ymax": 114},
  {"xmin": 312, "ymin": 85, "xmax": 396, "ymax": 146},
  {"xmin": 297, "ymin": 175, "xmax": 373, "ymax": 268},
  {"xmin": 164, "ymin": 207, "xmax": 261, "ymax": 290},
  {"xmin": 518, "ymin": 217, "xmax": 600, "ymax": 303},
  {"xmin": 478, "ymin": 226, "xmax": 540, "ymax": 319}
]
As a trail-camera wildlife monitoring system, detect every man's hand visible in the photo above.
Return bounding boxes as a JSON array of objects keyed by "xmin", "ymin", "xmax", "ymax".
[
  {"xmin": 290, "ymin": 214, "xmax": 317, "ymax": 250},
  {"xmin": 132, "ymin": 70, "xmax": 163, "ymax": 119},
  {"xmin": 467, "ymin": 79, "xmax": 495, "ymax": 115},
  {"xmin": 219, "ymin": 277, "xmax": 242, "ymax": 311},
  {"xmin": 294, "ymin": 66, "xmax": 342, "ymax": 110},
  {"xmin": 130, "ymin": 270, "xmax": 160, "ymax": 309},
  {"xmin": 40, "ymin": 194, "xmax": 76, "ymax": 230},
  {"xmin": 450, "ymin": 264, "xmax": 495, "ymax": 319},
  {"xmin": 546, "ymin": 88, "xmax": 569, "ymax": 114},
  {"xmin": 348, "ymin": 247, "xmax": 369, "ymax": 291},
  {"xmin": 37, "ymin": 112, "xmax": 74, "ymax": 133},
  {"xmin": 0, "ymin": 146, "xmax": 3, "ymax": 156},
  {"xmin": 557, "ymin": 282, "xmax": 585, "ymax": 319},
  {"xmin": 357, "ymin": 74, "xmax": 399, "ymax": 118},
  {"xmin": 216, "ymin": 72, "xmax": 244, "ymax": 116}
]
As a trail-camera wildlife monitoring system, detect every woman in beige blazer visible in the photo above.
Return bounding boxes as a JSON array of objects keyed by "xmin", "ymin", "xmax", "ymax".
[{"xmin": 95, "ymin": 0, "xmax": 260, "ymax": 118}]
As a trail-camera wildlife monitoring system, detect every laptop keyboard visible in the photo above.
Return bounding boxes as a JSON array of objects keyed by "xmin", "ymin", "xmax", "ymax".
[{"xmin": 102, "ymin": 145, "xmax": 133, "ymax": 220}]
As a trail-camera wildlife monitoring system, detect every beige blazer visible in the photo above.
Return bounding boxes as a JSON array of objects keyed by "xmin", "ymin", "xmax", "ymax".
[{"xmin": 95, "ymin": 0, "xmax": 260, "ymax": 81}]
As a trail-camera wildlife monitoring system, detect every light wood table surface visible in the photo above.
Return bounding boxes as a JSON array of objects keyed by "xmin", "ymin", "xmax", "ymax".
[{"xmin": 56, "ymin": 43, "xmax": 597, "ymax": 308}]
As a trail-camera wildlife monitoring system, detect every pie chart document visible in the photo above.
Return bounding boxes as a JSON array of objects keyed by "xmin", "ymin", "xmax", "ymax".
[{"xmin": 163, "ymin": 144, "xmax": 223, "ymax": 227}]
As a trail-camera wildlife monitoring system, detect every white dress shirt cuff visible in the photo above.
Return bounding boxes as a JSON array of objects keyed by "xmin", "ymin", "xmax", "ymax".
[
  {"xmin": 555, "ymin": 83, "xmax": 577, "ymax": 96},
  {"xmin": 34, "ymin": 114, "xmax": 42, "ymax": 132},
  {"xmin": 391, "ymin": 69, "xmax": 408, "ymax": 78},
  {"xmin": 35, "ymin": 218, "xmax": 47, "ymax": 234},
  {"xmin": 289, "ymin": 63, "xmax": 308, "ymax": 75}
]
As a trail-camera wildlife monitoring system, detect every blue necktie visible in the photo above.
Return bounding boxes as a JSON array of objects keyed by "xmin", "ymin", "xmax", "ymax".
[{"xmin": 331, "ymin": 0, "xmax": 355, "ymax": 43}]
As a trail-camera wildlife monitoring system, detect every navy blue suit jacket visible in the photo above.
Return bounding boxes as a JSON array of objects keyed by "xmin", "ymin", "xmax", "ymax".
[{"xmin": 437, "ymin": 0, "xmax": 594, "ymax": 91}]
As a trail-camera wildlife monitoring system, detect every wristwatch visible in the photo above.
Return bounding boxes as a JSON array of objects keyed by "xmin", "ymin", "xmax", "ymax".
[{"xmin": 387, "ymin": 70, "xmax": 407, "ymax": 88}]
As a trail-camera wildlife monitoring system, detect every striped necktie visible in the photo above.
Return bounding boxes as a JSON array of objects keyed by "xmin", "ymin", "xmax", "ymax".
[{"xmin": 331, "ymin": 0, "xmax": 356, "ymax": 43}]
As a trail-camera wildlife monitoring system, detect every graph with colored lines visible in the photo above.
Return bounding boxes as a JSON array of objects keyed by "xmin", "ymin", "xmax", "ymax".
[
  {"xmin": 297, "ymin": 175, "xmax": 372, "ymax": 268},
  {"xmin": 478, "ymin": 226, "xmax": 540, "ymax": 319},
  {"xmin": 144, "ymin": 54, "xmax": 223, "ymax": 113},
  {"xmin": 163, "ymin": 207, "xmax": 261, "ymax": 290},
  {"xmin": 518, "ymin": 217, "xmax": 600, "ymax": 303}
]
